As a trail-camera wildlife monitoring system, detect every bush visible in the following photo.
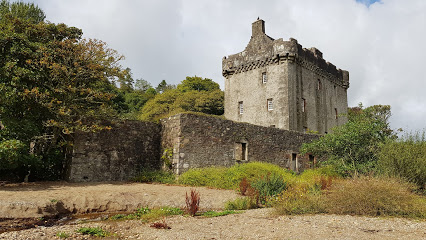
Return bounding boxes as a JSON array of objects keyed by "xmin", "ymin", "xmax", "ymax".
[
  {"xmin": 225, "ymin": 197, "xmax": 258, "ymax": 210},
  {"xmin": 178, "ymin": 167, "xmax": 230, "ymax": 189},
  {"xmin": 132, "ymin": 168, "xmax": 175, "ymax": 184},
  {"xmin": 250, "ymin": 173, "xmax": 288, "ymax": 205},
  {"xmin": 273, "ymin": 183, "xmax": 325, "ymax": 215},
  {"xmin": 378, "ymin": 134, "xmax": 426, "ymax": 190},
  {"xmin": 324, "ymin": 177, "xmax": 426, "ymax": 218},
  {"xmin": 178, "ymin": 162, "xmax": 295, "ymax": 190}
]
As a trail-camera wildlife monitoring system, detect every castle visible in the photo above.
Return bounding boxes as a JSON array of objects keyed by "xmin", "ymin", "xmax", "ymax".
[
  {"xmin": 223, "ymin": 19, "xmax": 349, "ymax": 133},
  {"xmin": 66, "ymin": 19, "xmax": 349, "ymax": 182}
]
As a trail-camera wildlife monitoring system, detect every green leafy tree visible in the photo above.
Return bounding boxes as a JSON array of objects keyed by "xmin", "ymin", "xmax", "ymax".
[
  {"xmin": 139, "ymin": 76, "xmax": 224, "ymax": 121},
  {"xmin": 156, "ymin": 80, "xmax": 175, "ymax": 93},
  {"xmin": 176, "ymin": 76, "xmax": 220, "ymax": 92},
  {"xmin": 0, "ymin": 4, "xmax": 126, "ymax": 180},
  {"xmin": 301, "ymin": 104, "xmax": 395, "ymax": 177},
  {"xmin": 0, "ymin": 0, "xmax": 45, "ymax": 23}
]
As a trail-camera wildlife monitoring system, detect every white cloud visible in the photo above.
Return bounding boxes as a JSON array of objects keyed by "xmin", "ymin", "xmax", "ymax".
[{"xmin": 23, "ymin": 0, "xmax": 426, "ymax": 131}]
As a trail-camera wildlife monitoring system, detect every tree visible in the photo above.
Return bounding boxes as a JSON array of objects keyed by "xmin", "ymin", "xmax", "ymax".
[
  {"xmin": 156, "ymin": 80, "xmax": 176, "ymax": 93},
  {"xmin": 0, "ymin": 5, "xmax": 126, "ymax": 180},
  {"xmin": 301, "ymin": 104, "xmax": 395, "ymax": 177},
  {"xmin": 176, "ymin": 76, "xmax": 220, "ymax": 92},
  {"xmin": 0, "ymin": 0, "xmax": 45, "ymax": 23},
  {"xmin": 139, "ymin": 76, "xmax": 224, "ymax": 121}
]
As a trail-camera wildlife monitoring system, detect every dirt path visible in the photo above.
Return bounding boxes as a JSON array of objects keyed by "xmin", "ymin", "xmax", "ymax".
[
  {"xmin": 0, "ymin": 182, "xmax": 238, "ymax": 218},
  {"xmin": 0, "ymin": 182, "xmax": 425, "ymax": 239}
]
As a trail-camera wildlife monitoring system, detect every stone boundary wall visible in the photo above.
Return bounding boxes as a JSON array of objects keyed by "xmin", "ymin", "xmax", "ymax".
[
  {"xmin": 66, "ymin": 120, "xmax": 161, "ymax": 182},
  {"xmin": 161, "ymin": 114, "xmax": 319, "ymax": 174}
]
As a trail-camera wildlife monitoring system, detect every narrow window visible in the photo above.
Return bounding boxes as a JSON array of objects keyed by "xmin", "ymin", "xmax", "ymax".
[
  {"xmin": 291, "ymin": 153, "xmax": 297, "ymax": 171},
  {"xmin": 267, "ymin": 98, "xmax": 273, "ymax": 111},
  {"xmin": 309, "ymin": 154, "xmax": 315, "ymax": 168},
  {"xmin": 262, "ymin": 72, "xmax": 267, "ymax": 84},
  {"xmin": 317, "ymin": 79, "xmax": 322, "ymax": 90},
  {"xmin": 270, "ymin": 125, "xmax": 275, "ymax": 128},
  {"xmin": 301, "ymin": 98, "xmax": 306, "ymax": 112},
  {"xmin": 335, "ymin": 108, "xmax": 338, "ymax": 119},
  {"xmin": 303, "ymin": 126, "xmax": 308, "ymax": 133},
  {"xmin": 239, "ymin": 101, "xmax": 243, "ymax": 114},
  {"xmin": 241, "ymin": 143, "xmax": 247, "ymax": 160}
]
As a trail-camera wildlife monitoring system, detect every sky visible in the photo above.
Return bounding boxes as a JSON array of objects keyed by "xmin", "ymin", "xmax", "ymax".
[{"xmin": 22, "ymin": 0, "xmax": 426, "ymax": 132}]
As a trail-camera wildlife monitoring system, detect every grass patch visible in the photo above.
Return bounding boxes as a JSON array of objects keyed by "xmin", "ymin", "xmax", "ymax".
[
  {"xmin": 225, "ymin": 197, "xmax": 258, "ymax": 210},
  {"xmin": 201, "ymin": 210, "xmax": 241, "ymax": 217},
  {"xmin": 178, "ymin": 162, "xmax": 296, "ymax": 190},
  {"xmin": 109, "ymin": 206, "xmax": 184, "ymax": 222},
  {"xmin": 273, "ymin": 176, "xmax": 426, "ymax": 219},
  {"xmin": 56, "ymin": 232, "xmax": 70, "ymax": 238},
  {"xmin": 76, "ymin": 227, "xmax": 110, "ymax": 237},
  {"xmin": 132, "ymin": 168, "xmax": 175, "ymax": 184},
  {"xmin": 324, "ymin": 177, "xmax": 426, "ymax": 218}
]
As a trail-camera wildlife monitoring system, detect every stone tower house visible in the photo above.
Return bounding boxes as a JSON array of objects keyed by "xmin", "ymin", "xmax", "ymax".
[{"xmin": 223, "ymin": 19, "xmax": 349, "ymax": 134}]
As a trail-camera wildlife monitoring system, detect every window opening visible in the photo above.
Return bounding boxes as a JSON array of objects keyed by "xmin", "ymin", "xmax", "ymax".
[
  {"xmin": 291, "ymin": 153, "xmax": 297, "ymax": 171},
  {"xmin": 241, "ymin": 143, "xmax": 247, "ymax": 160},
  {"xmin": 317, "ymin": 79, "xmax": 322, "ymax": 90},
  {"xmin": 267, "ymin": 98, "xmax": 273, "ymax": 111},
  {"xmin": 239, "ymin": 101, "xmax": 243, "ymax": 114},
  {"xmin": 262, "ymin": 72, "xmax": 267, "ymax": 83},
  {"xmin": 335, "ymin": 108, "xmax": 338, "ymax": 119},
  {"xmin": 302, "ymin": 98, "xmax": 306, "ymax": 112}
]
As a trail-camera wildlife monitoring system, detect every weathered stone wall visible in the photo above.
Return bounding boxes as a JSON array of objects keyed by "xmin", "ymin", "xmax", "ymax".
[
  {"xmin": 66, "ymin": 121, "xmax": 161, "ymax": 182},
  {"xmin": 161, "ymin": 113, "xmax": 319, "ymax": 174}
]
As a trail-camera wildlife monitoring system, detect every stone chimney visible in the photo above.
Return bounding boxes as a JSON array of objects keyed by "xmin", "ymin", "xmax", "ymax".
[{"xmin": 252, "ymin": 18, "xmax": 265, "ymax": 37}]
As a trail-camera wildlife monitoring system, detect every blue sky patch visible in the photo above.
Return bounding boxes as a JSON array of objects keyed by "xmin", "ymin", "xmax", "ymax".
[{"xmin": 356, "ymin": 0, "xmax": 381, "ymax": 7}]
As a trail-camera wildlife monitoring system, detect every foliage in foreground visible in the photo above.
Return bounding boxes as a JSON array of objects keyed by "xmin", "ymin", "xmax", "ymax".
[
  {"xmin": 225, "ymin": 197, "xmax": 258, "ymax": 210},
  {"xmin": 76, "ymin": 227, "xmax": 110, "ymax": 237},
  {"xmin": 301, "ymin": 104, "xmax": 395, "ymax": 177},
  {"xmin": 178, "ymin": 162, "xmax": 296, "ymax": 190},
  {"xmin": 110, "ymin": 206, "xmax": 183, "ymax": 222},
  {"xmin": 201, "ymin": 210, "xmax": 241, "ymax": 217},
  {"xmin": 378, "ymin": 131, "xmax": 426, "ymax": 191},
  {"xmin": 273, "ymin": 177, "xmax": 426, "ymax": 219},
  {"xmin": 132, "ymin": 168, "xmax": 175, "ymax": 184}
]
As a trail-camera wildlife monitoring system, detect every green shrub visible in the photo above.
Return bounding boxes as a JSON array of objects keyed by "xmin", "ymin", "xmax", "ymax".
[
  {"xmin": 225, "ymin": 197, "xmax": 258, "ymax": 210},
  {"xmin": 178, "ymin": 167, "xmax": 231, "ymax": 189},
  {"xmin": 273, "ymin": 183, "xmax": 325, "ymax": 215},
  {"xmin": 76, "ymin": 227, "xmax": 110, "ymax": 237},
  {"xmin": 378, "ymin": 134, "xmax": 426, "ymax": 190},
  {"xmin": 178, "ymin": 162, "xmax": 295, "ymax": 190},
  {"xmin": 132, "ymin": 168, "xmax": 175, "ymax": 184},
  {"xmin": 251, "ymin": 173, "xmax": 288, "ymax": 205},
  {"xmin": 324, "ymin": 177, "xmax": 426, "ymax": 218}
]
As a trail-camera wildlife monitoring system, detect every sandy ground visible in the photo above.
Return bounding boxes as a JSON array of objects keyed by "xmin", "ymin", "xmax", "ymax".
[{"xmin": 0, "ymin": 182, "xmax": 425, "ymax": 239}]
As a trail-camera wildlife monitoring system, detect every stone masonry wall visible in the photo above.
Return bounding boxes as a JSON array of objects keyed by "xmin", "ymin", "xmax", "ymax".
[
  {"xmin": 66, "ymin": 121, "xmax": 161, "ymax": 182},
  {"xmin": 161, "ymin": 113, "xmax": 319, "ymax": 174}
]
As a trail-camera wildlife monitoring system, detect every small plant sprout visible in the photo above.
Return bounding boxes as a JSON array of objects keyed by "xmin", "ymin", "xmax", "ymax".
[{"xmin": 185, "ymin": 188, "xmax": 200, "ymax": 216}]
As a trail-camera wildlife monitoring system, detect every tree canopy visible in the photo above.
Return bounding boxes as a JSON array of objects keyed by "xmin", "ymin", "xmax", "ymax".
[
  {"xmin": 301, "ymin": 104, "xmax": 395, "ymax": 177},
  {"xmin": 0, "ymin": 1, "xmax": 127, "ymax": 180},
  {"xmin": 139, "ymin": 76, "xmax": 223, "ymax": 121}
]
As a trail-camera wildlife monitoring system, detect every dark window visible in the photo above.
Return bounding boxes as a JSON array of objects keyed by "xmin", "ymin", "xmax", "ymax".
[
  {"xmin": 335, "ymin": 108, "xmax": 338, "ymax": 119},
  {"xmin": 317, "ymin": 79, "xmax": 322, "ymax": 90},
  {"xmin": 241, "ymin": 143, "xmax": 247, "ymax": 160},
  {"xmin": 239, "ymin": 101, "xmax": 243, "ymax": 114}
]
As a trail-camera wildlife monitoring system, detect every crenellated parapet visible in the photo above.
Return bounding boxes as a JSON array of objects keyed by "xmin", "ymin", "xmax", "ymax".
[{"xmin": 222, "ymin": 19, "xmax": 349, "ymax": 89}]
